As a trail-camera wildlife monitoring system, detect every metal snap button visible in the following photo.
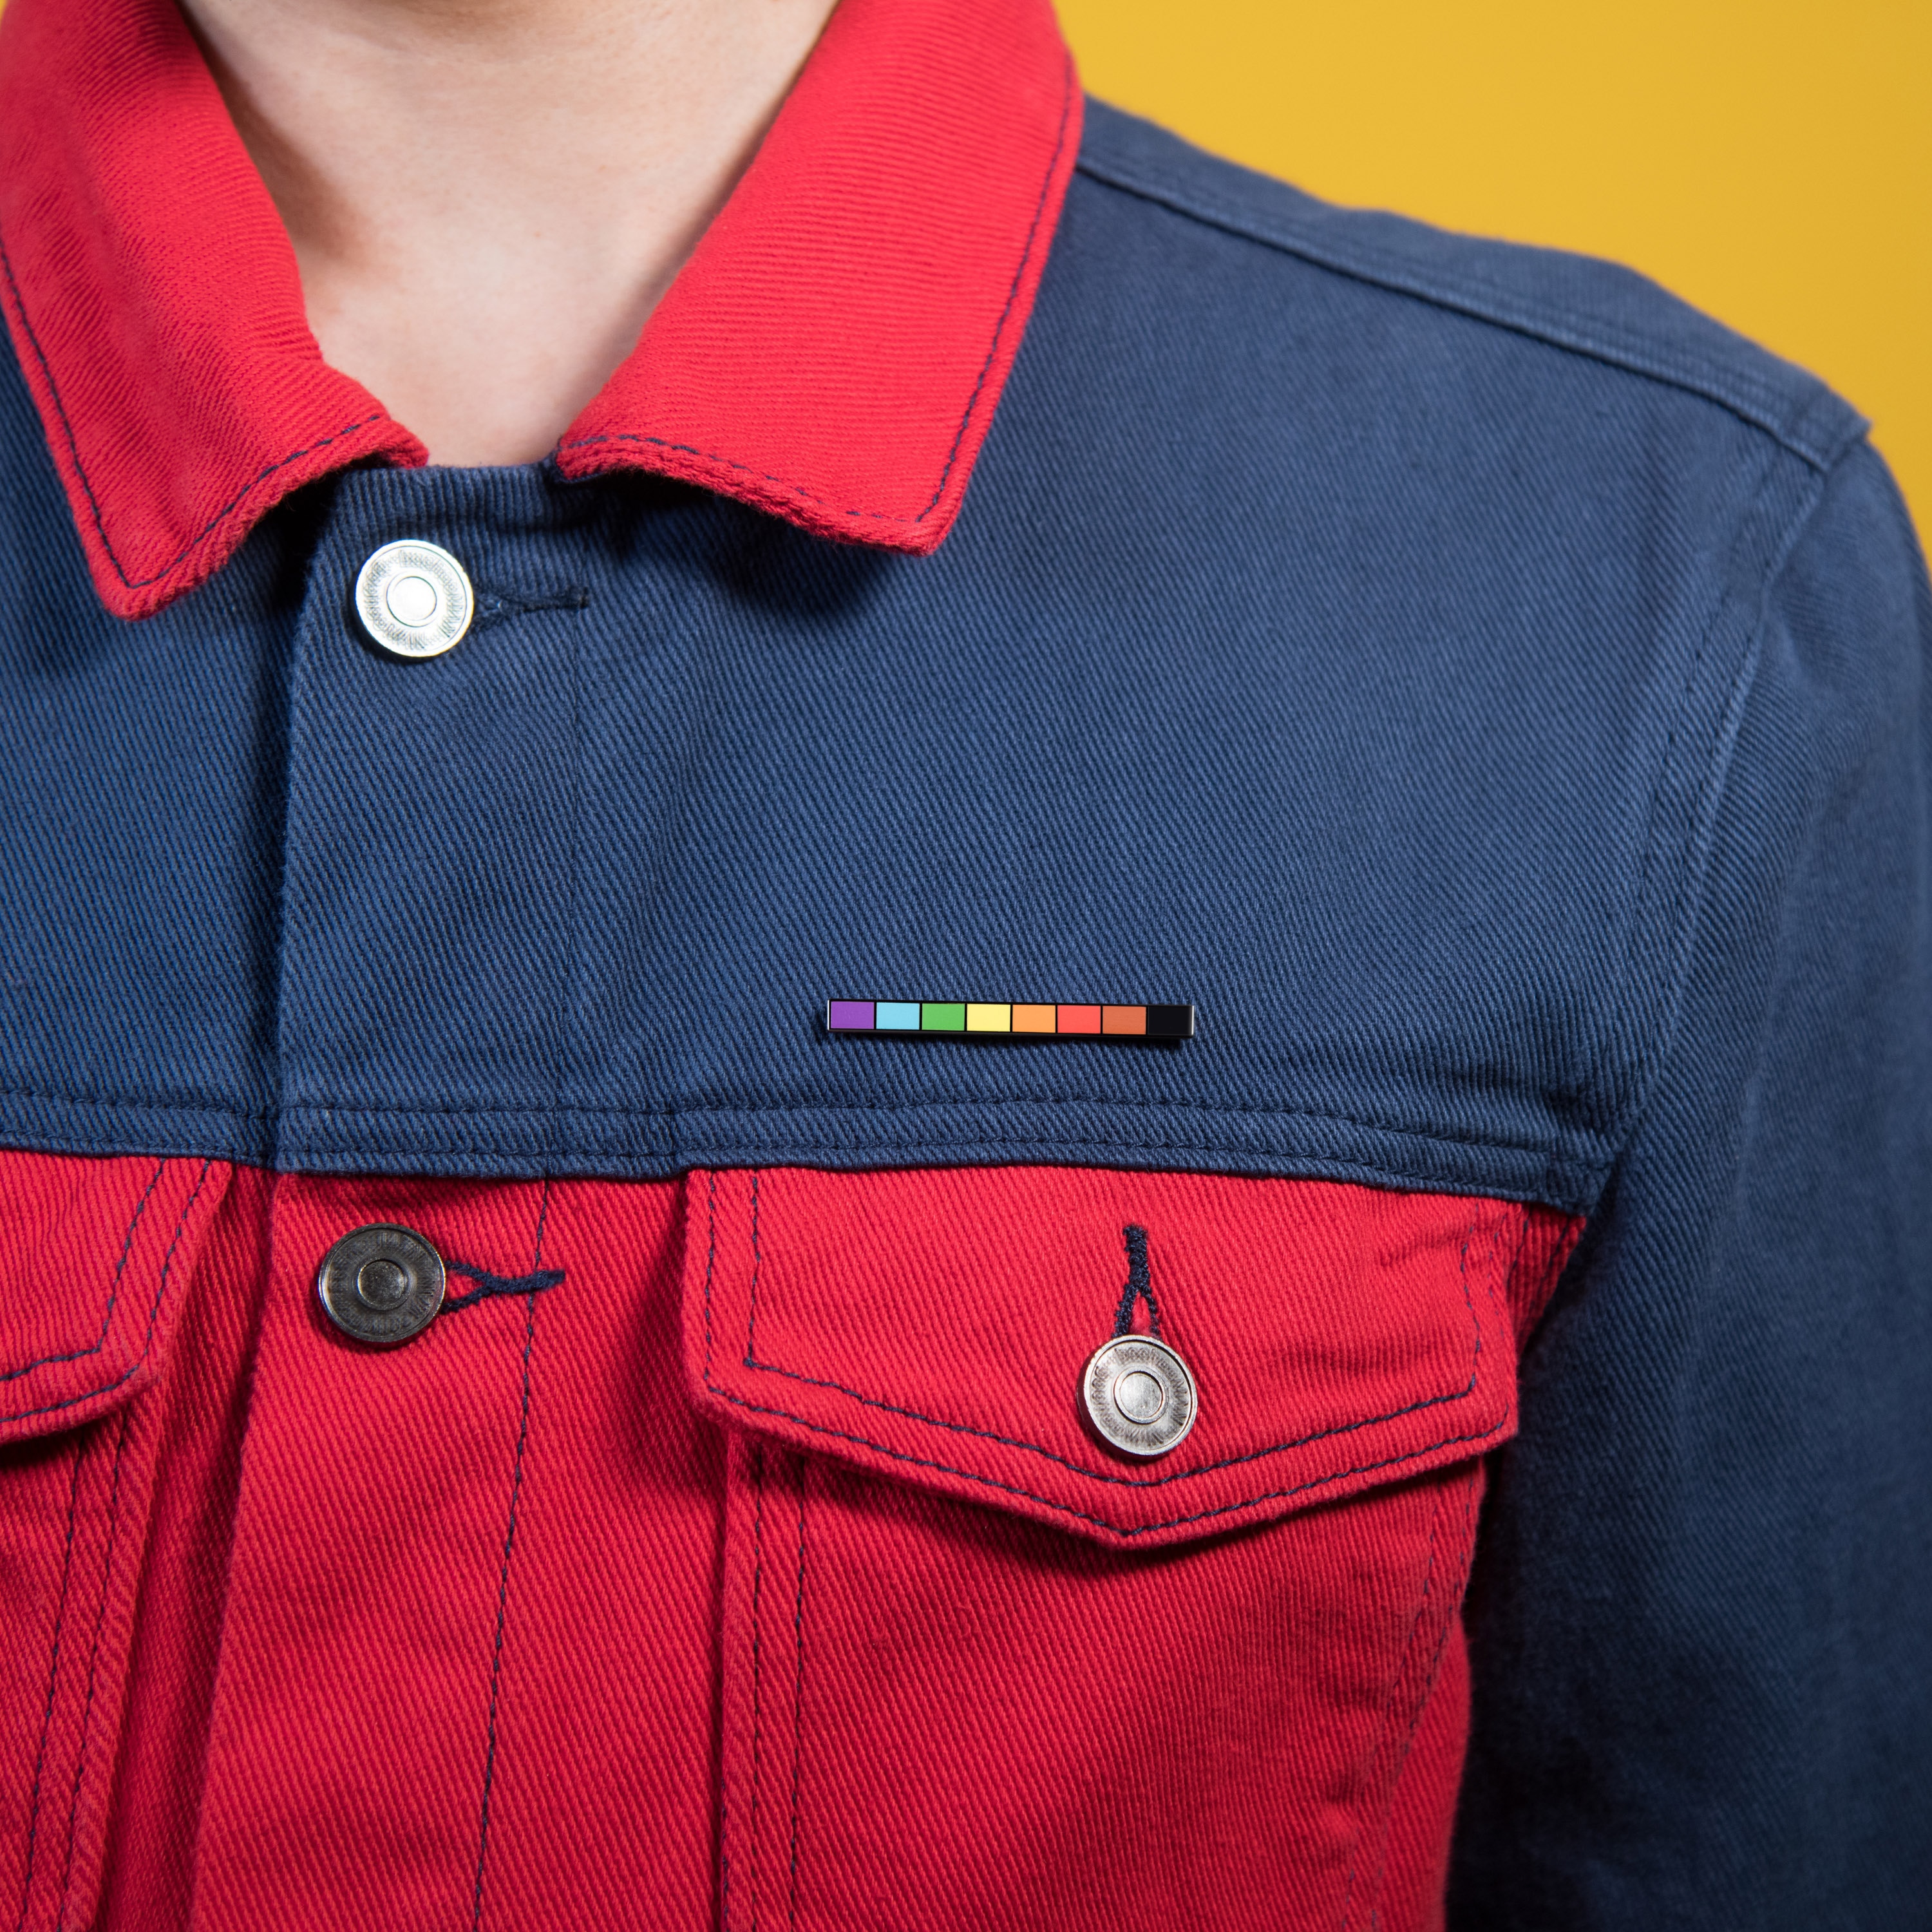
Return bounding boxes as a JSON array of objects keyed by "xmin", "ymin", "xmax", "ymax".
[
  {"xmin": 1081, "ymin": 1334, "xmax": 1197, "ymax": 1459},
  {"xmin": 354, "ymin": 540, "xmax": 475, "ymax": 659},
  {"xmin": 317, "ymin": 1224, "xmax": 446, "ymax": 1346}
]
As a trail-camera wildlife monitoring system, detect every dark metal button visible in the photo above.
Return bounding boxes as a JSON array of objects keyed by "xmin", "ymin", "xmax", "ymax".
[
  {"xmin": 317, "ymin": 1224, "xmax": 445, "ymax": 1346},
  {"xmin": 354, "ymin": 540, "xmax": 474, "ymax": 659},
  {"xmin": 1081, "ymin": 1334, "xmax": 1197, "ymax": 1459}
]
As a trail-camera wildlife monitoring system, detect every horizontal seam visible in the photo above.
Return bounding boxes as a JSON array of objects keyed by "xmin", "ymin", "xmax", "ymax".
[
  {"xmin": 272, "ymin": 1132, "xmax": 1600, "ymax": 1184},
  {"xmin": 0, "ymin": 1159, "xmax": 164, "ymax": 1383},
  {"xmin": 271, "ymin": 1093, "xmax": 1573, "ymax": 1157},
  {"xmin": 6, "ymin": 1087, "xmax": 1564, "ymax": 1156},
  {"xmin": 0, "ymin": 1121, "xmax": 1607, "ymax": 1198},
  {"xmin": 559, "ymin": 50, "xmax": 1076, "ymax": 529},
  {"xmin": 1072, "ymin": 155, "xmax": 1848, "ymax": 471},
  {"xmin": 0, "ymin": 1085, "xmax": 274, "ymax": 1121},
  {"xmin": 0, "ymin": 1158, "xmax": 213, "ymax": 1425},
  {"xmin": 0, "ymin": 1137, "xmax": 1602, "ymax": 1210},
  {"xmin": 3, "ymin": 1089, "xmax": 1602, "ymax": 1166}
]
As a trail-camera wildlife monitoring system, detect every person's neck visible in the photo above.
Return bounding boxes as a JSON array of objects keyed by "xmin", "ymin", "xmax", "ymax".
[{"xmin": 182, "ymin": 0, "xmax": 838, "ymax": 466}]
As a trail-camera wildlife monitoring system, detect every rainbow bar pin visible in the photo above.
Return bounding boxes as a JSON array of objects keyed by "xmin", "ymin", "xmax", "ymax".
[{"xmin": 826, "ymin": 1000, "xmax": 1195, "ymax": 1041}]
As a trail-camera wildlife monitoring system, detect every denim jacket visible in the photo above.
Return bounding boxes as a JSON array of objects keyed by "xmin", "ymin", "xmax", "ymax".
[{"xmin": 1, "ymin": 0, "xmax": 1927, "ymax": 1925}]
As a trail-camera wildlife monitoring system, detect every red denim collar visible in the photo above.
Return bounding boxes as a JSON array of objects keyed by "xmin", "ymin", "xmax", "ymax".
[{"xmin": 0, "ymin": 0, "xmax": 1079, "ymax": 620}]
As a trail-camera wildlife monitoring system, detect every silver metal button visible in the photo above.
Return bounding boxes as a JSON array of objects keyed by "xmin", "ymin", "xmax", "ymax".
[
  {"xmin": 317, "ymin": 1224, "xmax": 446, "ymax": 1346},
  {"xmin": 354, "ymin": 540, "xmax": 474, "ymax": 659},
  {"xmin": 1081, "ymin": 1334, "xmax": 1197, "ymax": 1459}
]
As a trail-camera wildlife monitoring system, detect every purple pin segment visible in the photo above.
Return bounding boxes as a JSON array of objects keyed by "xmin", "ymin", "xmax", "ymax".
[{"xmin": 826, "ymin": 1000, "xmax": 874, "ymax": 1032}]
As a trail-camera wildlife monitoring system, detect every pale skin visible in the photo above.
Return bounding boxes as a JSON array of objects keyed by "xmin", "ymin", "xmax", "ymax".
[{"xmin": 182, "ymin": 0, "xmax": 841, "ymax": 466}]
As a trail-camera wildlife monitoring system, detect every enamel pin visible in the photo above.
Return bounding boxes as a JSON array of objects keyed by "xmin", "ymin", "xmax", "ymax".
[{"xmin": 826, "ymin": 1001, "xmax": 1195, "ymax": 1041}]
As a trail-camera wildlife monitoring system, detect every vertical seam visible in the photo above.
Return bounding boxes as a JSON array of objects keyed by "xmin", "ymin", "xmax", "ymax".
[
  {"xmin": 790, "ymin": 1458, "xmax": 805, "ymax": 1932},
  {"xmin": 1573, "ymin": 443, "xmax": 1804, "ymax": 1141},
  {"xmin": 703, "ymin": 1170, "xmax": 719, "ymax": 1379},
  {"xmin": 51, "ymin": 1409, "xmax": 133, "ymax": 1932},
  {"xmin": 1337, "ymin": 1473, "xmax": 1450, "ymax": 1932},
  {"xmin": 469, "ymin": 1179, "xmax": 551, "ymax": 1932},
  {"xmin": 13, "ymin": 1162, "xmax": 190, "ymax": 1932},
  {"xmin": 1343, "ymin": 1212, "xmax": 1506, "ymax": 1930},
  {"xmin": 548, "ymin": 559, "xmax": 587, "ymax": 1144},
  {"xmin": 1364, "ymin": 1465, "xmax": 1483, "ymax": 1925},
  {"xmin": 14, "ymin": 1439, "xmax": 85, "ymax": 1932},
  {"xmin": 742, "ymin": 1170, "xmax": 762, "ymax": 1367},
  {"xmin": 749, "ymin": 1446, "xmax": 768, "ymax": 1932},
  {"xmin": 0, "ymin": 1160, "xmax": 165, "ymax": 1384}
]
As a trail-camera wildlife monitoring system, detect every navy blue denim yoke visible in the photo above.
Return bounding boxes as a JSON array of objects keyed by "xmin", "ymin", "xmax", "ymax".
[{"xmin": 3, "ymin": 103, "xmax": 1929, "ymax": 1925}]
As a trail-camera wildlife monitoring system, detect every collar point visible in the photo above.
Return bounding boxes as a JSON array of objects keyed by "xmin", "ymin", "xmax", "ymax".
[{"xmin": 75, "ymin": 415, "xmax": 427, "ymax": 622}]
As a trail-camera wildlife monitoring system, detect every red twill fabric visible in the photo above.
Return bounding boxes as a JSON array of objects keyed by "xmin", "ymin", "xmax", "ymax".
[
  {"xmin": 556, "ymin": 0, "xmax": 1081, "ymax": 553},
  {"xmin": 0, "ymin": 0, "xmax": 1077, "ymax": 620},
  {"xmin": 0, "ymin": 1150, "xmax": 1579, "ymax": 1931}
]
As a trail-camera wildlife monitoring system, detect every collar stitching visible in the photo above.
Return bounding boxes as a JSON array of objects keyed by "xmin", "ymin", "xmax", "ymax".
[{"xmin": 556, "ymin": 430, "xmax": 915, "ymax": 525}]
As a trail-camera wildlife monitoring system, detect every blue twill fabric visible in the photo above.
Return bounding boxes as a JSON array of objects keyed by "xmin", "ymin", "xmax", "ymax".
[{"xmin": 1, "ymin": 101, "xmax": 1928, "ymax": 1924}]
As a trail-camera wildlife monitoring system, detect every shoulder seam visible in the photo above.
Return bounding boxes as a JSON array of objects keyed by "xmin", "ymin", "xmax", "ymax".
[
  {"xmin": 1589, "ymin": 433, "xmax": 1850, "ymax": 1165},
  {"xmin": 1074, "ymin": 147, "xmax": 1866, "ymax": 475}
]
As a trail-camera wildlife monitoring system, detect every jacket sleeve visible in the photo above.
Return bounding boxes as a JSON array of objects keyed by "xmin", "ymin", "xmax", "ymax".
[{"xmin": 1449, "ymin": 438, "xmax": 1932, "ymax": 1929}]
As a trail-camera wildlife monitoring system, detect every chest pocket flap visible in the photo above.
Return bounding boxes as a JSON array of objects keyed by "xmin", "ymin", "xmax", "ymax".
[
  {"xmin": 685, "ymin": 1165, "xmax": 1575, "ymax": 1548},
  {"xmin": 0, "ymin": 1151, "xmax": 229, "ymax": 1446}
]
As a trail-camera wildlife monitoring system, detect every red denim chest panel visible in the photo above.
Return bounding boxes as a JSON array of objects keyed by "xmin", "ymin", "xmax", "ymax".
[
  {"xmin": 0, "ymin": 1151, "xmax": 1575, "ymax": 1931},
  {"xmin": 187, "ymin": 1173, "xmax": 714, "ymax": 1932}
]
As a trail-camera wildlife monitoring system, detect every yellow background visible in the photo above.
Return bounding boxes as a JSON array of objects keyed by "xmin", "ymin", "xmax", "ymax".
[{"xmin": 1058, "ymin": 1, "xmax": 1931, "ymax": 531}]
